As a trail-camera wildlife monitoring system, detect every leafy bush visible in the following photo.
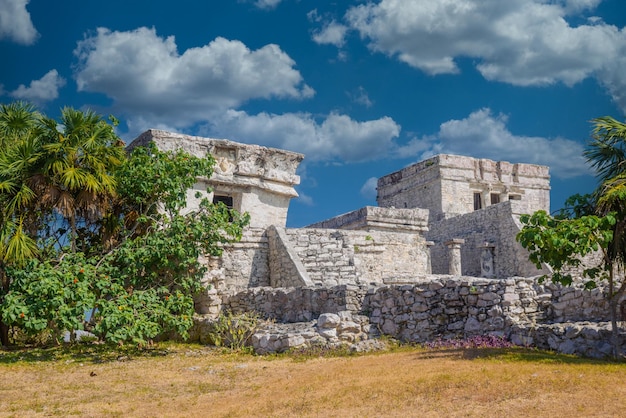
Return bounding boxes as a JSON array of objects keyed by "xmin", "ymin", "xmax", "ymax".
[
  {"xmin": 0, "ymin": 112, "xmax": 249, "ymax": 346},
  {"xmin": 205, "ymin": 312, "xmax": 260, "ymax": 351}
]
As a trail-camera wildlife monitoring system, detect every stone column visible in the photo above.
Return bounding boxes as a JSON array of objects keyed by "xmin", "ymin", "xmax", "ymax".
[
  {"xmin": 445, "ymin": 238, "xmax": 465, "ymax": 276},
  {"xmin": 425, "ymin": 241, "xmax": 435, "ymax": 274},
  {"xmin": 482, "ymin": 191, "xmax": 491, "ymax": 208},
  {"xmin": 481, "ymin": 242, "xmax": 496, "ymax": 278}
]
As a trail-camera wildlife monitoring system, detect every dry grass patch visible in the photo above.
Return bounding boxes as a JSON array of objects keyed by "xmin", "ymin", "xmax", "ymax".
[{"xmin": 0, "ymin": 344, "xmax": 624, "ymax": 417}]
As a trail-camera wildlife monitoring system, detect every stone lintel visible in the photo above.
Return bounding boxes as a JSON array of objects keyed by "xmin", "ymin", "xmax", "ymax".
[
  {"xmin": 307, "ymin": 206, "xmax": 429, "ymax": 233},
  {"xmin": 445, "ymin": 238, "xmax": 465, "ymax": 247}
]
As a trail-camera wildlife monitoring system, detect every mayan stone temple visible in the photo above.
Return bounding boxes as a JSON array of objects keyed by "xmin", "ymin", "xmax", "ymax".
[{"xmin": 128, "ymin": 130, "xmax": 625, "ymax": 357}]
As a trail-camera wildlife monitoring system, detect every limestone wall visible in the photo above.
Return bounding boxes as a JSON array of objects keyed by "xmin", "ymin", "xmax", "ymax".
[
  {"xmin": 282, "ymin": 228, "xmax": 360, "ymax": 286},
  {"xmin": 213, "ymin": 276, "xmax": 625, "ymax": 357},
  {"xmin": 199, "ymin": 228, "xmax": 270, "ymax": 298},
  {"xmin": 377, "ymin": 154, "xmax": 550, "ymax": 222},
  {"xmin": 362, "ymin": 277, "xmax": 615, "ymax": 343},
  {"xmin": 224, "ymin": 285, "xmax": 366, "ymax": 322},
  {"xmin": 267, "ymin": 225, "xmax": 312, "ymax": 287},
  {"xmin": 427, "ymin": 200, "xmax": 550, "ymax": 278},
  {"xmin": 222, "ymin": 277, "xmax": 615, "ymax": 329},
  {"xmin": 277, "ymin": 228, "xmax": 432, "ymax": 286},
  {"xmin": 128, "ymin": 129, "xmax": 303, "ymax": 228}
]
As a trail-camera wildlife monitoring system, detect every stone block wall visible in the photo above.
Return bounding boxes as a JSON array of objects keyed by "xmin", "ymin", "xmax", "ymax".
[
  {"xmin": 223, "ymin": 285, "xmax": 367, "ymax": 322},
  {"xmin": 283, "ymin": 228, "xmax": 360, "ymax": 286},
  {"xmin": 200, "ymin": 228, "xmax": 270, "ymax": 294},
  {"xmin": 427, "ymin": 200, "xmax": 550, "ymax": 278},
  {"xmin": 210, "ymin": 276, "xmax": 624, "ymax": 357},
  {"xmin": 267, "ymin": 226, "xmax": 312, "ymax": 287},
  {"xmin": 278, "ymin": 228, "xmax": 432, "ymax": 286}
]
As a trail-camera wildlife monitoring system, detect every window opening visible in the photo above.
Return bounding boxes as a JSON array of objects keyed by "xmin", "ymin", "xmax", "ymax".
[
  {"xmin": 213, "ymin": 195, "xmax": 233, "ymax": 209},
  {"xmin": 490, "ymin": 193, "xmax": 500, "ymax": 205},
  {"xmin": 473, "ymin": 193, "xmax": 482, "ymax": 210}
]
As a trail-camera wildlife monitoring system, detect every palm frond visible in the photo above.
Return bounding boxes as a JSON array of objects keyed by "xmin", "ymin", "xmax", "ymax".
[
  {"xmin": 3, "ymin": 217, "xmax": 38, "ymax": 265},
  {"xmin": 585, "ymin": 117, "xmax": 626, "ymax": 182}
]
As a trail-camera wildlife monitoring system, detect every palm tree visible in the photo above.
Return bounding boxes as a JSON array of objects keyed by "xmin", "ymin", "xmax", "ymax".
[
  {"xmin": 0, "ymin": 102, "xmax": 44, "ymax": 345},
  {"xmin": 582, "ymin": 116, "xmax": 626, "ymax": 356},
  {"xmin": 38, "ymin": 107, "xmax": 126, "ymax": 253},
  {"xmin": 0, "ymin": 103, "xmax": 126, "ymax": 345},
  {"xmin": 583, "ymin": 116, "xmax": 626, "ymax": 182}
]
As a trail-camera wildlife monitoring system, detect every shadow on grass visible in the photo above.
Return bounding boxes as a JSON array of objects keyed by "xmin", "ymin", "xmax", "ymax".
[
  {"xmin": 412, "ymin": 346, "xmax": 626, "ymax": 365},
  {"xmin": 0, "ymin": 343, "xmax": 172, "ymax": 364}
]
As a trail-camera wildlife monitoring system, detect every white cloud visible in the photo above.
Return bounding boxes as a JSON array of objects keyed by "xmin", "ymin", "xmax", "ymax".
[
  {"xmin": 557, "ymin": 0, "xmax": 601, "ymax": 14},
  {"xmin": 254, "ymin": 0, "xmax": 283, "ymax": 10},
  {"xmin": 349, "ymin": 86, "xmax": 373, "ymax": 108},
  {"xmin": 0, "ymin": 0, "xmax": 38, "ymax": 45},
  {"xmin": 73, "ymin": 27, "xmax": 314, "ymax": 129},
  {"xmin": 9, "ymin": 70, "xmax": 65, "ymax": 104},
  {"xmin": 204, "ymin": 110, "xmax": 401, "ymax": 163},
  {"xmin": 360, "ymin": 177, "xmax": 378, "ymax": 200},
  {"xmin": 312, "ymin": 20, "xmax": 348, "ymax": 47},
  {"xmin": 345, "ymin": 0, "xmax": 626, "ymax": 113},
  {"xmin": 398, "ymin": 108, "xmax": 588, "ymax": 179},
  {"xmin": 597, "ymin": 51, "xmax": 626, "ymax": 116},
  {"xmin": 294, "ymin": 191, "xmax": 314, "ymax": 206}
]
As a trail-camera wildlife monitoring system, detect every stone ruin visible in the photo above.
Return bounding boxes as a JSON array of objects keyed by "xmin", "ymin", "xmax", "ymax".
[{"xmin": 128, "ymin": 130, "xmax": 626, "ymax": 357}]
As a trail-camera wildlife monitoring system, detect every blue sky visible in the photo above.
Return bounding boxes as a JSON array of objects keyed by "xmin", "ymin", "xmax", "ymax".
[{"xmin": 2, "ymin": 0, "xmax": 626, "ymax": 227}]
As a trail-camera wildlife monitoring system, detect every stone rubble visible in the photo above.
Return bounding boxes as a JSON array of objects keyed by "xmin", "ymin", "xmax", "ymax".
[{"xmin": 189, "ymin": 277, "xmax": 625, "ymax": 358}]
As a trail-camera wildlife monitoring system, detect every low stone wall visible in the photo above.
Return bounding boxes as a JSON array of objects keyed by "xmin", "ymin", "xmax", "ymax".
[
  {"xmin": 510, "ymin": 322, "xmax": 625, "ymax": 358},
  {"xmin": 211, "ymin": 276, "xmax": 624, "ymax": 357},
  {"xmin": 223, "ymin": 285, "xmax": 367, "ymax": 323}
]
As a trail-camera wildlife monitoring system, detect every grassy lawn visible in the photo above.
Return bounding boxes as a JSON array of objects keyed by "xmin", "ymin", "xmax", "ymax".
[{"xmin": 0, "ymin": 343, "xmax": 624, "ymax": 417}]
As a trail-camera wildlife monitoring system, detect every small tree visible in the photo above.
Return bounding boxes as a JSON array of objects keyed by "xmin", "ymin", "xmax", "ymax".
[
  {"xmin": 2, "ymin": 143, "xmax": 249, "ymax": 346},
  {"xmin": 0, "ymin": 102, "xmax": 249, "ymax": 346},
  {"xmin": 516, "ymin": 210, "xmax": 624, "ymax": 356},
  {"xmin": 517, "ymin": 116, "xmax": 626, "ymax": 357}
]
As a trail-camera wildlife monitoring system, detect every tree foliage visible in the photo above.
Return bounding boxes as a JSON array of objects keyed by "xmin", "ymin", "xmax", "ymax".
[
  {"xmin": 0, "ymin": 102, "xmax": 249, "ymax": 346},
  {"xmin": 517, "ymin": 116, "xmax": 626, "ymax": 357},
  {"xmin": 517, "ymin": 210, "xmax": 615, "ymax": 287}
]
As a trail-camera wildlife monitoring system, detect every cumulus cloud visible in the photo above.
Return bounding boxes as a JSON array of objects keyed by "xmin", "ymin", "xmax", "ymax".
[
  {"xmin": 0, "ymin": 0, "xmax": 38, "ymax": 45},
  {"xmin": 9, "ymin": 70, "xmax": 65, "ymax": 104},
  {"xmin": 397, "ymin": 108, "xmax": 588, "ymax": 179},
  {"xmin": 557, "ymin": 0, "xmax": 601, "ymax": 14},
  {"xmin": 345, "ymin": 0, "xmax": 626, "ymax": 112},
  {"xmin": 360, "ymin": 177, "xmax": 378, "ymax": 200},
  {"xmin": 73, "ymin": 27, "xmax": 314, "ymax": 128},
  {"xmin": 204, "ymin": 110, "xmax": 401, "ymax": 163},
  {"xmin": 312, "ymin": 20, "xmax": 348, "ymax": 47}
]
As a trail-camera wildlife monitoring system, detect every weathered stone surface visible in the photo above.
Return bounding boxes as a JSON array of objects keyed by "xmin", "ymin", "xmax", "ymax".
[
  {"xmin": 317, "ymin": 313, "xmax": 341, "ymax": 329},
  {"xmin": 129, "ymin": 130, "xmax": 303, "ymax": 229},
  {"xmin": 377, "ymin": 154, "xmax": 550, "ymax": 222},
  {"xmin": 140, "ymin": 132, "xmax": 624, "ymax": 359}
]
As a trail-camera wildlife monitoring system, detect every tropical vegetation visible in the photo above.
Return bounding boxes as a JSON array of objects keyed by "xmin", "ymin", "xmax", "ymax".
[
  {"xmin": 517, "ymin": 116, "xmax": 626, "ymax": 357},
  {"xmin": 0, "ymin": 101, "xmax": 249, "ymax": 347}
]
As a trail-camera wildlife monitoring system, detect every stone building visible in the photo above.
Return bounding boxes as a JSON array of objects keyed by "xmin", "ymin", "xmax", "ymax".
[
  {"xmin": 375, "ymin": 154, "xmax": 551, "ymax": 278},
  {"xmin": 128, "ymin": 129, "xmax": 303, "ymax": 229},
  {"xmin": 129, "ymin": 130, "xmax": 624, "ymax": 358},
  {"xmin": 129, "ymin": 130, "xmax": 549, "ymax": 293},
  {"xmin": 377, "ymin": 154, "xmax": 550, "ymax": 221}
]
